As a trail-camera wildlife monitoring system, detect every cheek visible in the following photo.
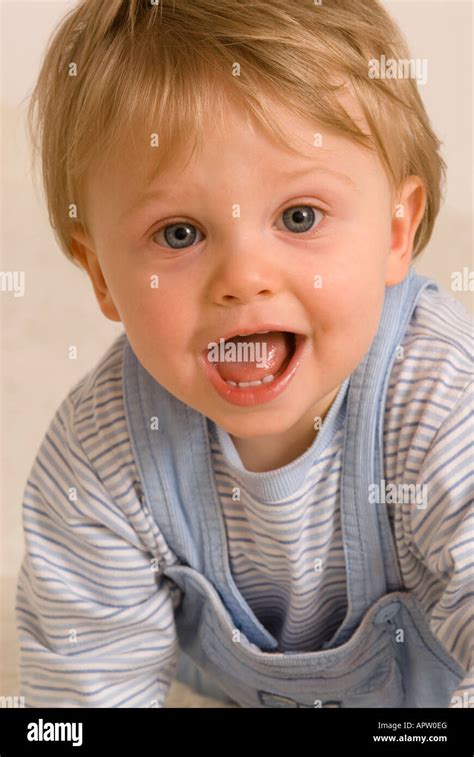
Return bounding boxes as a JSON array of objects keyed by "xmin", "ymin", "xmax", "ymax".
[
  {"xmin": 301, "ymin": 204, "xmax": 390, "ymax": 328},
  {"xmin": 112, "ymin": 276, "xmax": 192, "ymax": 364},
  {"xmin": 302, "ymin": 267, "xmax": 386, "ymax": 363}
]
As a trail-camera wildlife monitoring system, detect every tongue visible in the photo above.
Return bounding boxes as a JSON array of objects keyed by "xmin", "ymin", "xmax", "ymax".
[{"xmin": 214, "ymin": 331, "xmax": 293, "ymax": 383}]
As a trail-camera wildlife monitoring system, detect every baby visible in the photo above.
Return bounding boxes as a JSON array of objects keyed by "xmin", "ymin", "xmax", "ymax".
[{"xmin": 16, "ymin": 0, "xmax": 473, "ymax": 708}]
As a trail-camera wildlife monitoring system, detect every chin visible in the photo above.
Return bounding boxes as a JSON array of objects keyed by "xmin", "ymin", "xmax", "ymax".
[{"xmin": 210, "ymin": 410, "xmax": 299, "ymax": 439}]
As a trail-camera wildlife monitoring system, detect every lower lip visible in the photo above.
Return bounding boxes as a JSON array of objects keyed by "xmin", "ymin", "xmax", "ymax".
[{"xmin": 199, "ymin": 334, "xmax": 308, "ymax": 407}]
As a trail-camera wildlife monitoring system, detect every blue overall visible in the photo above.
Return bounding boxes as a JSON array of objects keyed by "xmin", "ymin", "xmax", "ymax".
[{"xmin": 122, "ymin": 267, "xmax": 466, "ymax": 707}]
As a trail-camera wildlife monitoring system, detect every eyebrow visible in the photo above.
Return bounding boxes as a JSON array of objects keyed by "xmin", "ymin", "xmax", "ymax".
[
  {"xmin": 121, "ymin": 164, "xmax": 357, "ymax": 222},
  {"xmin": 281, "ymin": 165, "xmax": 357, "ymax": 190}
]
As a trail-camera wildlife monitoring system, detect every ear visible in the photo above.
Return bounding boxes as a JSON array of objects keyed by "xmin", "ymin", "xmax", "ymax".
[
  {"xmin": 385, "ymin": 176, "xmax": 426, "ymax": 286},
  {"xmin": 70, "ymin": 227, "xmax": 122, "ymax": 322}
]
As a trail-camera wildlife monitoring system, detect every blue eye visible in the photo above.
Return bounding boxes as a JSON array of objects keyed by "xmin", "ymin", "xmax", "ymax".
[
  {"xmin": 152, "ymin": 204, "xmax": 324, "ymax": 249},
  {"xmin": 152, "ymin": 222, "xmax": 203, "ymax": 249},
  {"xmin": 281, "ymin": 205, "xmax": 323, "ymax": 233}
]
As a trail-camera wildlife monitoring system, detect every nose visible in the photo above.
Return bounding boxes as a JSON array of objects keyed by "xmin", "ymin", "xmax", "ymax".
[{"xmin": 205, "ymin": 233, "xmax": 283, "ymax": 306}]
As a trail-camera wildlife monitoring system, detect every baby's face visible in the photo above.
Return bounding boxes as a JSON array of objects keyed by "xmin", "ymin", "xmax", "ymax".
[{"xmin": 74, "ymin": 94, "xmax": 420, "ymax": 440}]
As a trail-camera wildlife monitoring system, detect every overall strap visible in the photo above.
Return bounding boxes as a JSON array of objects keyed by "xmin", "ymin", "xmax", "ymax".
[{"xmin": 331, "ymin": 267, "xmax": 439, "ymax": 645}]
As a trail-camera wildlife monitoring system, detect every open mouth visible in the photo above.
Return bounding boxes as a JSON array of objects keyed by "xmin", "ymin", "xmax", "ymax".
[
  {"xmin": 199, "ymin": 330, "xmax": 307, "ymax": 407},
  {"xmin": 215, "ymin": 331, "xmax": 296, "ymax": 388}
]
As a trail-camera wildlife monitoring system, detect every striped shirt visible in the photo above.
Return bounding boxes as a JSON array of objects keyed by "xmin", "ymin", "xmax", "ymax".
[{"xmin": 15, "ymin": 284, "xmax": 473, "ymax": 707}]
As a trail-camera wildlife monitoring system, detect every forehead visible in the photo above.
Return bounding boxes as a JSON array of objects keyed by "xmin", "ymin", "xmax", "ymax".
[{"xmin": 85, "ymin": 84, "xmax": 382, "ymax": 225}]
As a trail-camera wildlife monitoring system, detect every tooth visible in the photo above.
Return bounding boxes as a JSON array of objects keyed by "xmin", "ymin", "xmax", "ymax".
[
  {"xmin": 225, "ymin": 374, "xmax": 276, "ymax": 388},
  {"xmin": 236, "ymin": 331, "xmax": 270, "ymax": 337}
]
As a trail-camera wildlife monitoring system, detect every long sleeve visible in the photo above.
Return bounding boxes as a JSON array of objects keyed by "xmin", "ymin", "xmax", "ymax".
[
  {"xmin": 397, "ymin": 380, "xmax": 474, "ymax": 708},
  {"xmin": 15, "ymin": 391, "xmax": 180, "ymax": 707}
]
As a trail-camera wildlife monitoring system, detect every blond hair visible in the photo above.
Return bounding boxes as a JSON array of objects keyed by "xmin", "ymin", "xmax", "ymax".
[{"xmin": 26, "ymin": 0, "xmax": 445, "ymax": 265}]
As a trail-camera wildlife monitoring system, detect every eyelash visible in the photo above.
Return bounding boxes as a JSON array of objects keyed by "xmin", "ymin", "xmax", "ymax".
[{"xmin": 149, "ymin": 204, "xmax": 327, "ymax": 249}]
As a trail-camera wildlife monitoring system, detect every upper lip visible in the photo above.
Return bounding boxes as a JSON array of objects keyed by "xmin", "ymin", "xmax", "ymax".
[{"xmin": 203, "ymin": 324, "xmax": 306, "ymax": 349}]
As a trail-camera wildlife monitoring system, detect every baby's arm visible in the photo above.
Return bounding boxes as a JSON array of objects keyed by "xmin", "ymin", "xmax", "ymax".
[
  {"xmin": 15, "ymin": 394, "xmax": 179, "ymax": 707},
  {"xmin": 399, "ymin": 381, "xmax": 473, "ymax": 708}
]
